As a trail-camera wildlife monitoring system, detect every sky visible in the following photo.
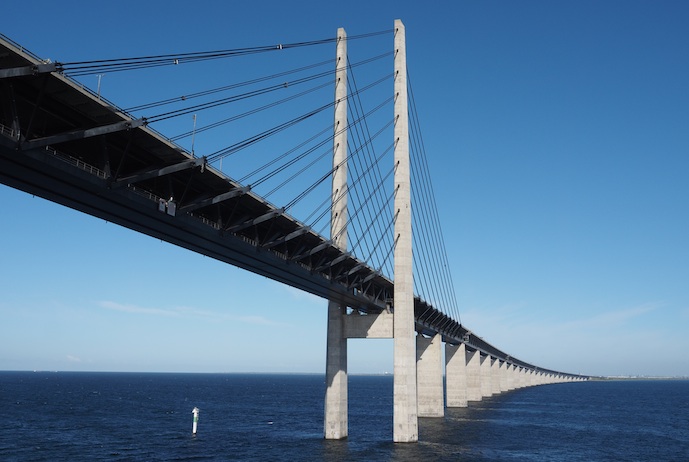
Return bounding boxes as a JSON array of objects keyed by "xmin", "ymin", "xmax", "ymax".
[{"xmin": 1, "ymin": 1, "xmax": 687, "ymax": 377}]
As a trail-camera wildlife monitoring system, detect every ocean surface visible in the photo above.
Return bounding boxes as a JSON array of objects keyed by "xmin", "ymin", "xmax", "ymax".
[{"xmin": 1, "ymin": 372, "xmax": 687, "ymax": 461}]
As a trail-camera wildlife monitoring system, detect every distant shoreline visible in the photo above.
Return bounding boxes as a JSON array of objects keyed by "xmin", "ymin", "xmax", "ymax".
[
  {"xmin": 590, "ymin": 376, "xmax": 689, "ymax": 381},
  {"xmin": 2, "ymin": 370, "xmax": 687, "ymax": 380},
  {"xmin": 0, "ymin": 370, "xmax": 392, "ymax": 376}
]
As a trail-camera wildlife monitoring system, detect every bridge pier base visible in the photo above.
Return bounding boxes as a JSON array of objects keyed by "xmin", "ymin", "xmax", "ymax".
[
  {"xmin": 445, "ymin": 343, "xmax": 468, "ymax": 407},
  {"xmin": 499, "ymin": 360, "xmax": 510, "ymax": 392},
  {"xmin": 466, "ymin": 349, "xmax": 482, "ymax": 401},
  {"xmin": 519, "ymin": 368, "xmax": 538, "ymax": 388},
  {"xmin": 324, "ymin": 301, "xmax": 347, "ymax": 439},
  {"xmin": 491, "ymin": 358, "xmax": 502, "ymax": 395},
  {"xmin": 505, "ymin": 364, "xmax": 517, "ymax": 391},
  {"xmin": 416, "ymin": 333, "xmax": 444, "ymax": 417},
  {"xmin": 480, "ymin": 354, "xmax": 493, "ymax": 397}
]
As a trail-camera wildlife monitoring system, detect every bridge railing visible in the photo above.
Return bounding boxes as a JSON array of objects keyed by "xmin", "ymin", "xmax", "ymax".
[
  {"xmin": 0, "ymin": 122, "xmax": 108, "ymax": 180},
  {"xmin": 0, "ymin": 123, "xmax": 18, "ymax": 140}
]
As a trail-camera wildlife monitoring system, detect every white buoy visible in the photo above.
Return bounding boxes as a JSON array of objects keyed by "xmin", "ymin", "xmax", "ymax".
[{"xmin": 192, "ymin": 407, "xmax": 200, "ymax": 436}]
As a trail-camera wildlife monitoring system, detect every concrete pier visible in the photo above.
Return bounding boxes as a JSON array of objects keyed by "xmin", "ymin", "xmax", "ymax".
[
  {"xmin": 416, "ymin": 333, "xmax": 444, "ymax": 417},
  {"xmin": 480, "ymin": 354, "xmax": 493, "ymax": 397},
  {"xmin": 324, "ymin": 301, "xmax": 347, "ymax": 439},
  {"xmin": 445, "ymin": 343, "xmax": 468, "ymax": 407},
  {"xmin": 499, "ymin": 361, "xmax": 510, "ymax": 392},
  {"xmin": 505, "ymin": 364, "xmax": 516, "ymax": 391},
  {"xmin": 466, "ymin": 349, "xmax": 482, "ymax": 402},
  {"xmin": 501, "ymin": 363, "xmax": 508, "ymax": 390},
  {"xmin": 491, "ymin": 358, "xmax": 502, "ymax": 395}
]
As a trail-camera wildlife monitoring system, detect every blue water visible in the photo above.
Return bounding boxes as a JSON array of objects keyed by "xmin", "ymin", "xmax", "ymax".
[{"xmin": 0, "ymin": 372, "xmax": 687, "ymax": 461}]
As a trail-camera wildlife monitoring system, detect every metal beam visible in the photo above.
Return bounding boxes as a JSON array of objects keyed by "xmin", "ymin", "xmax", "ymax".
[
  {"xmin": 179, "ymin": 185, "xmax": 250, "ymax": 213},
  {"xmin": 0, "ymin": 62, "xmax": 59, "ymax": 79},
  {"xmin": 349, "ymin": 270, "xmax": 382, "ymax": 290},
  {"xmin": 112, "ymin": 157, "xmax": 205, "ymax": 188},
  {"xmin": 21, "ymin": 119, "xmax": 146, "ymax": 151},
  {"xmin": 315, "ymin": 252, "xmax": 350, "ymax": 272},
  {"xmin": 262, "ymin": 226, "xmax": 310, "ymax": 249},
  {"xmin": 334, "ymin": 263, "xmax": 366, "ymax": 282},
  {"xmin": 225, "ymin": 208, "xmax": 284, "ymax": 233},
  {"xmin": 346, "ymin": 263, "xmax": 366, "ymax": 276},
  {"xmin": 361, "ymin": 271, "xmax": 380, "ymax": 285},
  {"xmin": 291, "ymin": 240, "xmax": 332, "ymax": 261}
]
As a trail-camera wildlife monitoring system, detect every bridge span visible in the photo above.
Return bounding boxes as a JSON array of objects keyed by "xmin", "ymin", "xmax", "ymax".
[{"xmin": 0, "ymin": 22, "xmax": 587, "ymax": 443}]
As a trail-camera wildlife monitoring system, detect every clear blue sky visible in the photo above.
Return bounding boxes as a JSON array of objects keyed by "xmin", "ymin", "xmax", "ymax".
[{"xmin": 1, "ymin": 1, "xmax": 687, "ymax": 377}]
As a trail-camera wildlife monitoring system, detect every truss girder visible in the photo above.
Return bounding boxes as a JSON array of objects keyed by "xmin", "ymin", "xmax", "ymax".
[
  {"xmin": 21, "ymin": 118, "xmax": 146, "ymax": 151},
  {"xmin": 0, "ymin": 61, "xmax": 58, "ymax": 79},
  {"xmin": 226, "ymin": 208, "xmax": 284, "ymax": 233},
  {"xmin": 180, "ymin": 185, "xmax": 251, "ymax": 213},
  {"xmin": 262, "ymin": 226, "xmax": 309, "ymax": 249},
  {"xmin": 112, "ymin": 157, "xmax": 205, "ymax": 188}
]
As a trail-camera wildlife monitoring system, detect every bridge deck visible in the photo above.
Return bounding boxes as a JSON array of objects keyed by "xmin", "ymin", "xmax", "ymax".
[{"xmin": 0, "ymin": 34, "xmax": 581, "ymax": 378}]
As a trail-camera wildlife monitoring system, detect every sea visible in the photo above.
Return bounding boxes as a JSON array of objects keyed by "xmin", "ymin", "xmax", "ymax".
[{"xmin": 0, "ymin": 372, "xmax": 687, "ymax": 461}]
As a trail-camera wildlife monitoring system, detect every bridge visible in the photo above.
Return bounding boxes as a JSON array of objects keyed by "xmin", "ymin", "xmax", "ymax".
[{"xmin": 0, "ymin": 20, "xmax": 587, "ymax": 443}]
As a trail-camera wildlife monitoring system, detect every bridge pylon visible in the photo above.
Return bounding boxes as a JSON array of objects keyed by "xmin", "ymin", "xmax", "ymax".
[
  {"xmin": 392, "ymin": 18, "xmax": 418, "ymax": 443},
  {"xmin": 324, "ymin": 27, "xmax": 349, "ymax": 440},
  {"xmin": 324, "ymin": 19, "xmax": 419, "ymax": 443}
]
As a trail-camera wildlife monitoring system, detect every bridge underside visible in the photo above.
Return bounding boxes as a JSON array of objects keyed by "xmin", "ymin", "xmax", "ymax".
[{"xmin": 0, "ymin": 35, "xmax": 395, "ymax": 313}]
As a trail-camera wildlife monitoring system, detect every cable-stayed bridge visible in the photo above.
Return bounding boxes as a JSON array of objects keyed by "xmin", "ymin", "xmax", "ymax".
[{"xmin": 0, "ymin": 21, "xmax": 587, "ymax": 443}]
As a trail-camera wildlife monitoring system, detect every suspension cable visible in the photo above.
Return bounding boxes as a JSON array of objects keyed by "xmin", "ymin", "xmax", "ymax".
[
  {"xmin": 345, "ymin": 58, "xmax": 393, "ymax": 274},
  {"xmin": 408, "ymin": 71, "xmax": 461, "ymax": 322},
  {"xmin": 60, "ymin": 30, "xmax": 392, "ymax": 76},
  {"xmin": 125, "ymin": 58, "xmax": 333, "ymax": 112}
]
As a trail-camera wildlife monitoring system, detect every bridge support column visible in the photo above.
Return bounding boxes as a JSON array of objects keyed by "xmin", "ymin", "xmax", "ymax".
[
  {"xmin": 519, "ymin": 369, "xmax": 538, "ymax": 388},
  {"xmin": 417, "ymin": 333, "xmax": 444, "ymax": 417},
  {"xmin": 466, "ymin": 349, "xmax": 482, "ymax": 402},
  {"xmin": 499, "ymin": 361, "xmax": 510, "ymax": 392},
  {"xmin": 392, "ymin": 18, "xmax": 417, "ymax": 443},
  {"xmin": 324, "ymin": 27, "xmax": 349, "ymax": 441},
  {"xmin": 445, "ymin": 343, "xmax": 468, "ymax": 407},
  {"xmin": 491, "ymin": 358, "xmax": 502, "ymax": 395},
  {"xmin": 324, "ymin": 302, "xmax": 347, "ymax": 439},
  {"xmin": 480, "ymin": 354, "xmax": 493, "ymax": 397},
  {"xmin": 505, "ymin": 363, "xmax": 515, "ymax": 390},
  {"xmin": 513, "ymin": 367, "xmax": 521, "ymax": 388}
]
